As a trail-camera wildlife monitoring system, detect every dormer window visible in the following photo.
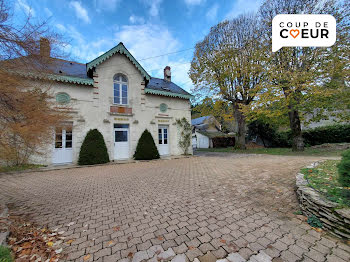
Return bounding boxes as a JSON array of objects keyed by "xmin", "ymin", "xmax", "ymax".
[{"xmin": 113, "ymin": 73, "xmax": 128, "ymax": 105}]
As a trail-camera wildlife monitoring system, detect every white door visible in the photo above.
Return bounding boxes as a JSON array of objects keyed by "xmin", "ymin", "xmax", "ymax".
[
  {"xmin": 158, "ymin": 126, "xmax": 169, "ymax": 156},
  {"xmin": 114, "ymin": 124, "xmax": 129, "ymax": 160},
  {"xmin": 53, "ymin": 127, "xmax": 73, "ymax": 164}
]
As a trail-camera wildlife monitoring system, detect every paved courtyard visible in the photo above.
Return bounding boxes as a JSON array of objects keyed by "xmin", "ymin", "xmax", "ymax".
[{"xmin": 1, "ymin": 154, "xmax": 349, "ymax": 262}]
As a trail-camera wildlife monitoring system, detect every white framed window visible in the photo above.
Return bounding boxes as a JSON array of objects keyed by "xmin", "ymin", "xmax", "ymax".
[{"xmin": 113, "ymin": 74, "xmax": 128, "ymax": 105}]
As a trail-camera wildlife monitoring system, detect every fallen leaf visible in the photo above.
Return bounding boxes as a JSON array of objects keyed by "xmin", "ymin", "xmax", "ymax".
[
  {"xmin": 47, "ymin": 241, "xmax": 54, "ymax": 247},
  {"xmin": 107, "ymin": 240, "xmax": 114, "ymax": 246},
  {"xmin": 22, "ymin": 242, "xmax": 32, "ymax": 249},
  {"xmin": 127, "ymin": 252, "xmax": 133, "ymax": 258},
  {"xmin": 113, "ymin": 226, "xmax": 120, "ymax": 231},
  {"xmin": 66, "ymin": 239, "xmax": 74, "ymax": 244},
  {"xmin": 157, "ymin": 236, "xmax": 164, "ymax": 241},
  {"xmin": 188, "ymin": 246, "xmax": 195, "ymax": 250},
  {"xmin": 83, "ymin": 254, "xmax": 91, "ymax": 261},
  {"xmin": 220, "ymin": 239, "xmax": 226, "ymax": 243}
]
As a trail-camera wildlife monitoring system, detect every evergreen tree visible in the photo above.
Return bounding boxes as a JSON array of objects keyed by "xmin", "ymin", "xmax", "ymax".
[
  {"xmin": 133, "ymin": 129, "xmax": 160, "ymax": 160},
  {"xmin": 78, "ymin": 129, "xmax": 109, "ymax": 165}
]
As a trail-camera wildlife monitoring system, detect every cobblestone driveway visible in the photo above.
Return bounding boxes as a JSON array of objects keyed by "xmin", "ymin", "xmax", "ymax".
[{"xmin": 1, "ymin": 154, "xmax": 349, "ymax": 262}]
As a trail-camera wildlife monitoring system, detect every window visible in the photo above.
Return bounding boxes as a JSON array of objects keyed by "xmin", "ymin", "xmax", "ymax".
[{"xmin": 113, "ymin": 74, "xmax": 128, "ymax": 105}]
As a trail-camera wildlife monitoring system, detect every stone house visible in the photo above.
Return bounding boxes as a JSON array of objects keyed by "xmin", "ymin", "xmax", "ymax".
[{"xmin": 19, "ymin": 41, "xmax": 193, "ymax": 165}]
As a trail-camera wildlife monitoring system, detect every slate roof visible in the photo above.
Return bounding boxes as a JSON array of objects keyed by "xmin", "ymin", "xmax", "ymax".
[
  {"xmin": 191, "ymin": 116, "xmax": 211, "ymax": 126},
  {"xmin": 6, "ymin": 43, "xmax": 192, "ymax": 97},
  {"xmin": 47, "ymin": 59, "xmax": 88, "ymax": 79},
  {"xmin": 145, "ymin": 77, "xmax": 192, "ymax": 99}
]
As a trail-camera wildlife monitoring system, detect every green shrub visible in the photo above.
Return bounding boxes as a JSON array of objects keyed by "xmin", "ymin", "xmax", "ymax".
[
  {"xmin": 270, "ymin": 124, "xmax": 350, "ymax": 148},
  {"xmin": 133, "ymin": 129, "xmax": 160, "ymax": 160},
  {"xmin": 338, "ymin": 149, "xmax": 350, "ymax": 187},
  {"xmin": 303, "ymin": 124, "xmax": 350, "ymax": 146},
  {"xmin": 0, "ymin": 245, "xmax": 13, "ymax": 262},
  {"xmin": 78, "ymin": 129, "xmax": 109, "ymax": 165},
  {"xmin": 307, "ymin": 215, "xmax": 323, "ymax": 228}
]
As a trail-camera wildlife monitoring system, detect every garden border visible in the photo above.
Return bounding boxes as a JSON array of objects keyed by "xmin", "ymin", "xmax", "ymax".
[{"xmin": 296, "ymin": 161, "xmax": 350, "ymax": 239}]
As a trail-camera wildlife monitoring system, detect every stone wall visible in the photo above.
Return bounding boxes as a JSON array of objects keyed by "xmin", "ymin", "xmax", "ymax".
[{"xmin": 296, "ymin": 162, "xmax": 350, "ymax": 239}]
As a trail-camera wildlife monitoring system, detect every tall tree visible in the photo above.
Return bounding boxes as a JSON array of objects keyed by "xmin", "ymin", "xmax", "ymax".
[
  {"xmin": 191, "ymin": 97, "xmax": 234, "ymax": 132},
  {"xmin": 0, "ymin": 0, "xmax": 67, "ymax": 165},
  {"xmin": 253, "ymin": 0, "xmax": 350, "ymax": 151},
  {"xmin": 189, "ymin": 14, "xmax": 265, "ymax": 149}
]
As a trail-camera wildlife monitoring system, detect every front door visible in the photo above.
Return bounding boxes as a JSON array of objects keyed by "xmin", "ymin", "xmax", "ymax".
[
  {"xmin": 114, "ymin": 124, "xmax": 129, "ymax": 160},
  {"xmin": 53, "ymin": 127, "xmax": 73, "ymax": 164},
  {"xmin": 158, "ymin": 126, "xmax": 169, "ymax": 156}
]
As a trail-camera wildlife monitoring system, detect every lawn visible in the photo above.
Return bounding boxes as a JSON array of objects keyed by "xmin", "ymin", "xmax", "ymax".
[
  {"xmin": 0, "ymin": 245, "xmax": 13, "ymax": 262},
  {"xmin": 0, "ymin": 164, "xmax": 44, "ymax": 173},
  {"xmin": 196, "ymin": 146, "xmax": 347, "ymax": 156},
  {"xmin": 301, "ymin": 160, "xmax": 350, "ymax": 207}
]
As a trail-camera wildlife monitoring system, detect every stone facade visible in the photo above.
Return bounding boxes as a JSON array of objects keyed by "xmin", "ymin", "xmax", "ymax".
[
  {"xmin": 296, "ymin": 163, "xmax": 350, "ymax": 239},
  {"xmin": 30, "ymin": 46, "xmax": 192, "ymax": 165}
]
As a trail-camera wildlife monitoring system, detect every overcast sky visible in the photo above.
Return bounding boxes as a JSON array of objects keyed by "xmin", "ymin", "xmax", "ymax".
[{"xmin": 13, "ymin": 0, "xmax": 262, "ymax": 92}]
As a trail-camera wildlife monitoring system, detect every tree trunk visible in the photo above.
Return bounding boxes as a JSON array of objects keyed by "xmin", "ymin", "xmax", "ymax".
[
  {"xmin": 288, "ymin": 109, "xmax": 304, "ymax": 151},
  {"xmin": 234, "ymin": 104, "xmax": 246, "ymax": 149}
]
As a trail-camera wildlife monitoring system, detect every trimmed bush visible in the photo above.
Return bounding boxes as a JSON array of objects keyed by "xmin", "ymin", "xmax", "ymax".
[
  {"xmin": 338, "ymin": 149, "xmax": 350, "ymax": 187},
  {"xmin": 212, "ymin": 136, "xmax": 235, "ymax": 148},
  {"xmin": 303, "ymin": 124, "xmax": 350, "ymax": 146},
  {"xmin": 78, "ymin": 129, "xmax": 109, "ymax": 165},
  {"xmin": 133, "ymin": 129, "xmax": 160, "ymax": 160}
]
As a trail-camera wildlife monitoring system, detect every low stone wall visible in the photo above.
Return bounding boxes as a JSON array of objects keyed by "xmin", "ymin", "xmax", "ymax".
[{"xmin": 296, "ymin": 162, "xmax": 350, "ymax": 239}]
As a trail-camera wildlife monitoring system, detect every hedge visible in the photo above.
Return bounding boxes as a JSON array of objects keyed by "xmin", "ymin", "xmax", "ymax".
[
  {"xmin": 303, "ymin": 124, "xmax": 350, "ymax": 146},
  {"xmin": 212, "ymin": 136, "xmax": 235, "ymax": 148},
  {"xmin": 338, "ymin": 149, "xmax": 350, "ymax": 187},
  {"xmin": 272, "ymin": 124, "xmax": 350, "ymax": 147}
]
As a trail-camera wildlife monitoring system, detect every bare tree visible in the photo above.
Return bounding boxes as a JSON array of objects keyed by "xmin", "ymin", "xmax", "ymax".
[{"xmin": 0, "ymin": 0, "xmax": 68, "ymax": 165}]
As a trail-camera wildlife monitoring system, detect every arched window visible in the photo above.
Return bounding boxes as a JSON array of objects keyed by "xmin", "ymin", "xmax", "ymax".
[{"xmin": 113, "ymin": 74, "xmax": 128, "ymax": 105}]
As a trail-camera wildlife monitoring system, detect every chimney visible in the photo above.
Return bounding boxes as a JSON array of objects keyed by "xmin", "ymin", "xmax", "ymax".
[
  {"xmin": 40, "ymin": 38, "xmax": 51, "ymax": 57},
  {"xmin": 164, "ymin": 66, "xmax": 171, "ymax": 82}
]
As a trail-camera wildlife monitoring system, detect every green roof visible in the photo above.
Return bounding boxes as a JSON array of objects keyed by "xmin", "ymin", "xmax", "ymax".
[
  {"xmin": 16, "ymin": 71, "xmax": 94, "ymax": 86},
  {"xmin": 46, "ymin": 74, "xmax": 93, "ymax": 85},
  {"xmin": 87, "ymin": 42, "xmax": 150, "ymax": 80},
  {"xmin": 144, "ymin": 88, "xmax": 193, "ymax": 100}
]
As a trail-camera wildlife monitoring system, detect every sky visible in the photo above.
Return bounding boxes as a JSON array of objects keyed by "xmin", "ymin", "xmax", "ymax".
[{"xmin": 13, "ymin": 0, "xmax": 262, "ymax": 93}]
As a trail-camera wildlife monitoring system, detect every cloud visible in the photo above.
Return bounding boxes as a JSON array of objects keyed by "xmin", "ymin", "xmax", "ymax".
[
  {"xmin": 206, "ymin": 3, "xmax": 219, "ymax": 21},
  {"xmin": 94, "ymin": 0, "xmax": 120, "ymax": 12},
  {"xmin": 44, "ymin": 7, "xmax": 52, "ymax": 17},
  {"xmin": 226, "ymin": 0, "xmax": 262, "ymax": 19},
  {"xmin": 184, "ymin": 0, "xmax": 205, "ymax": 6},
  {"xmin": 129, "ymin": 15, "xmax": 145, "ymax": 24},
  {"xmin": 15, "ymin": 0, "xmax": 35, "ymax": 17},
  {"xmin": 69, "ymin": 1, "xmax": 90, "ymax": 23},
  {"xmin": 55, "ymin": 24, "xmax": 66, "ymax": 32},
  {"xmin": 142, "ymin": 0, "xmax": 163, "ymax": 17},
  {"xmin": 116, "ymin": 23, "xmax": 192, "ymax": 91}
]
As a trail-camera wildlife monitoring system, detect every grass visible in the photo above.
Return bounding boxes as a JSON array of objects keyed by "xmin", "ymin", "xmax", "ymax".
[
  {"xmin": 0, "ymin": 245, "xmax": 13, "ymax": 262},
  {"xmin": 301, "ymin": 160, "xmax": 350, "ymax": 207},
  {"xmin": 196, "ymin": 146, "xmax": 346, "ymax": 156},
  {"xmin": 0, "ymin": 164, "xmax": 44, "ymax": 173}
]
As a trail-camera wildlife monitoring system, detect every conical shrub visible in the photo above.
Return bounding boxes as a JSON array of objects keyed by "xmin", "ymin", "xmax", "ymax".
[
  {"xmin": 133, "ymin": 129, "xmax": 160, "ymax": 160},
  {"xmin": 78, "ymin": 129, "xmax": 109, "ymax": 165}
]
